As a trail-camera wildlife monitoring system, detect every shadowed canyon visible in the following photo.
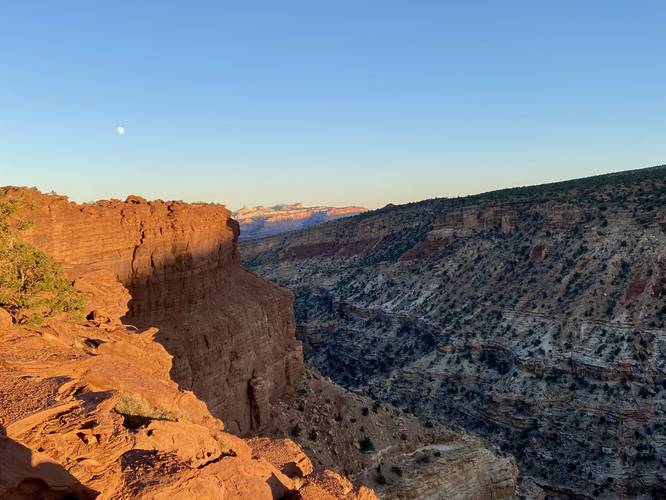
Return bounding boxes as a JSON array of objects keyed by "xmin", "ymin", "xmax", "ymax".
[{"xmin": 243, "ymin": 165, "xmax": 666, "ymax": 499}]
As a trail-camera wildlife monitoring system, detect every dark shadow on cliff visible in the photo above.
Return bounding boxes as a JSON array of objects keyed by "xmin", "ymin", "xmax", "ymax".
[
  {"xmin": 0, "ymin": 424, "xmax": 99, "ymax": 499},
  {"xmin": 118, "ymin": 232, "xmax": 299, "ymax": 437}
]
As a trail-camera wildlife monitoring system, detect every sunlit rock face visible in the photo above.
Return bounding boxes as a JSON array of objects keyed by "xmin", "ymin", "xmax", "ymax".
[
  {"xmin": 234, "ymin": 203, "xmax": 367, "ymax": 241},
  {"xmin": 0, "ymin": 187, "xmax": 378, "ymax": 500},
  {"xmin": 242, "ymin": 165, "xmax": 666, "ymax": 499},
  {"xmin": 0, "ymin": 278, "xmax": 373, "ymax": 500},
  {"xmin": 3, "ymin": 187, "xmax": 303, "ymax": 435}
]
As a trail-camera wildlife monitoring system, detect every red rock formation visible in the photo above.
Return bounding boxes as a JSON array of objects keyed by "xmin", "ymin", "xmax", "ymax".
[
  {"xmin": 3, "ymin": 187, "xmax": 302, "ymax": 435},
  {"xmin": 0, "ymin": 273, "xmax": 374, "ymax": 499},
  {"xmin": 0, "ymin": 187, "xmax": 518, "ymax": 499}
]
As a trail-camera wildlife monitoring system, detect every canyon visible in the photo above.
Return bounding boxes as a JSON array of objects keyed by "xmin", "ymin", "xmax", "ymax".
[
  {"xmin": 0, "ymin": 187, "xmax": 515, "ymax": 499},
  {"xmin": 242, "ymin": 165, "xmax": 666, "ymax": 499},
  {"xmin": 234, "ymin": 203, "xmax": 367, "ymax": 241}
]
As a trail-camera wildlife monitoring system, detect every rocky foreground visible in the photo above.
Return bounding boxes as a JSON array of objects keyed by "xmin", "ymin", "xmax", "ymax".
[
  {"xmin": 0, "ymin": 187, "xmax": 515, "ymax": 499},
  {"xmin": 0, "ymin": 282, "xmax": 371, "ymax": 499},
  {"xmin": 242, "ymin": 165, "xmax": 666, "ymax": 499}
]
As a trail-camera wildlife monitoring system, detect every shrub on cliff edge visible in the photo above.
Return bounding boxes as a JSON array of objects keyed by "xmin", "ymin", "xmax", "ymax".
[{"xmin": 0, "ymin": 195, "xmax": 84, "ymax": 324}]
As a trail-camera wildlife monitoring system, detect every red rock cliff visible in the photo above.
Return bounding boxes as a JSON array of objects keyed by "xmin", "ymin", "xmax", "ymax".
[
  {"xmin": 4, "ymin": 187, "xmax": 302, "ymax": 435},
  {"xmin": 0, "ymin": 271, "xmax": 374, "ymax": 499}
]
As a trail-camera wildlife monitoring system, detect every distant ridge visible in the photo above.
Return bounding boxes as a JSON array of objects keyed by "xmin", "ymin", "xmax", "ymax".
[
  {"xmin": 354, "ymin": 163, "xmax": 666, "ymax": 219},
  {"xmin": 234, "ymin": 203, "xmax": 367, "ymax": 240}
]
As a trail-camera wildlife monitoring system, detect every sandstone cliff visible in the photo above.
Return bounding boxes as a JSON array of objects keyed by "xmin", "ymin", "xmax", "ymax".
[
  {"xmin": 3, "ymin": 187, "xmax": 301, "ymax": 435},
  {"xmin": 242, "ymin": 165, "xmax": 666, "ymax": 499}
]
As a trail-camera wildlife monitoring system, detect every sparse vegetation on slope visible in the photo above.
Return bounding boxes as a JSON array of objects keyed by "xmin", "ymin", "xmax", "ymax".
[{"xmin": 243, "ymin": 165, "xmax": 666, "ymax": 499}]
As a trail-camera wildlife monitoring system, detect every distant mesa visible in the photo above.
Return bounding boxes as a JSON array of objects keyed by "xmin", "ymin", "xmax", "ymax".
[{"xmin": 234, "ymin": 203, "xmax": 367, "ymax": 241}]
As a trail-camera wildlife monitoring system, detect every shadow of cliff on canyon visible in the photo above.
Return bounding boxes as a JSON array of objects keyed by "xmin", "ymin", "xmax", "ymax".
[
  {"xmin": 118, "ymin": 241, "xmax": 301, "ymax": 437},
  {"xmin": 0, "ymin": 424, "xmax": 99, "ymax": 500}
]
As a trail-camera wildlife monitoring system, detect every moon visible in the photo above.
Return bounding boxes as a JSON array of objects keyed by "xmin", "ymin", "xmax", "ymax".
[{"xmin": 116, "ymin": 126, "xmax": 125, "ymax": 135}]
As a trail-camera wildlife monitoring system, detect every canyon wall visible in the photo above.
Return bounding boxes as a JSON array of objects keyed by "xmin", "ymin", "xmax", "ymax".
[
  {"xmin": 242, "ymin": 166, "xmax": 666, "ymax": 498},
  {"xmin": 267, "ymin": 367, "xmax": 517, "ymax": 500},
  {"xmin": 3, "ymin": 187, "xmax": 302, "ymax": 435}
]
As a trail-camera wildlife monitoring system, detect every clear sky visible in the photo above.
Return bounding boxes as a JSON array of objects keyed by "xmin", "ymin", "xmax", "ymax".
[{"xmin": 1, "ymin": 1, "xmax": 665, "ymax": 210}]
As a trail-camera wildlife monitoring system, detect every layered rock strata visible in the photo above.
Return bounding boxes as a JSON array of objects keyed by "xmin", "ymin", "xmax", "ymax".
[
  {"xmin": 267, "ymin": 367, "xmax": 517, "ymax": 500},
  {"xmin": 1, "ymin": 187, "xmax": 519, "ymax": 499},
  {"xmin": 242, "ymin": 165, "xmax": 666, "ymax": 498}
]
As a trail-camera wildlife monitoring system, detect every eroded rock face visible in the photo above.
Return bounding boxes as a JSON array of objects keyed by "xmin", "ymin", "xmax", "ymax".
[
  {"xmin": 242, "ymin": 166, "xmax": 666, "ymax": 498},
  {"xmin": 0, "ymin": 286, "xmax": 372, "ymax": 499},
  {"xmin": 3, "ymin": 187, "xmax": 302, "ymax": 435},
  {"xmin": 356, "ymin": 441, "xmax": 517, "ymax": 500}
]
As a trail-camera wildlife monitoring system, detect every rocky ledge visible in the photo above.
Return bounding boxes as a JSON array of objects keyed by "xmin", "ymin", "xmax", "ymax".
[
  {"xmin": 2, "ymin": 187, "xmax": 302, "ymax": 435},
  {"xmin": 0, "ymin": 271, "xmax": 374, "ymax": 499}
]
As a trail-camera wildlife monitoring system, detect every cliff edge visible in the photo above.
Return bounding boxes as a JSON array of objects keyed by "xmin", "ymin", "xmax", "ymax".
[{"xmin": 2, "ymin": 187, "xmax": 301, "ymax": 435}]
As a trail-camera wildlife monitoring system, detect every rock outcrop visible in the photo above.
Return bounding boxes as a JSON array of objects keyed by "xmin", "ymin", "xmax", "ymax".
[
  {"xmin": 242, "ymin": 165, "xmax": 666, "ymax": 498},
  {"xmin": 2, "ymin": 187, "xmax": 301, "ymax": 435},
  {"xmin": 0, "ymin": 272, "xmax": 373, "ymax": 499},
  {"xmin": 234, "ymin": 203, "xmax": 367, "ymax": 241}
]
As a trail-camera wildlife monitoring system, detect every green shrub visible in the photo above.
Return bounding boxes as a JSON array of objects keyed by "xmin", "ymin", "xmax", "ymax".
[
  {"xmin": 359, "ymin": 436, "xmax": 375, "ymax": 452},
  {"xmin": 390, "ymin": 465, "xmax": 403, "ymax": 476},
  {"xmin": 0, "ymin": 196, "xmax": 84, "ymax": 324}
]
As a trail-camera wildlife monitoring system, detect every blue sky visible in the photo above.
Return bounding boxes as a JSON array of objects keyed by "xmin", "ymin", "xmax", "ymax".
[{"xmin": 1, "ymin": 1, "xmax": 665, "ymax": 209}]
